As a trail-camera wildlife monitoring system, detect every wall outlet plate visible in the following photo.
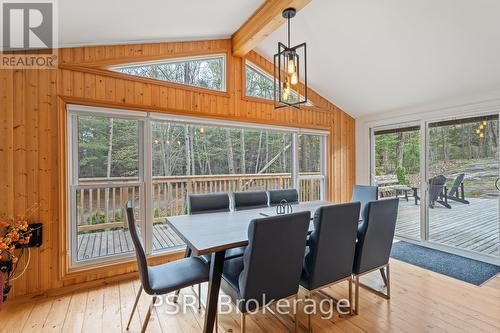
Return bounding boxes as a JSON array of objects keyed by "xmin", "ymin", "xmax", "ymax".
[
  {"xmin": 28, "ymin": 223, "xmax": 43, "ymax": 247},
  {"xmin": 0, "ymin": 260, "xmax": 13, "ymax": 273}
]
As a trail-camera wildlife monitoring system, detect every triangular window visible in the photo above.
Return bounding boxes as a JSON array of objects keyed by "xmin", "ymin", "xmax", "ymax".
[
  {"xmin": 111, "ymin": 55, "xmax": 226, "ymax": 92},
  {"xmin": 245, "ymin": 61, "xmax": 311, "ymax": 105}
]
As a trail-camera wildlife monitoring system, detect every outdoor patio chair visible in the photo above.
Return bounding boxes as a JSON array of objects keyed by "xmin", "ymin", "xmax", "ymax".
[
  {"xmin": 446, "ymin": 173, "xmax": 469, "ymax": 205},
  {"xmin": 413, "ymin": 175, "xmax": 451, "ymax": 209}
]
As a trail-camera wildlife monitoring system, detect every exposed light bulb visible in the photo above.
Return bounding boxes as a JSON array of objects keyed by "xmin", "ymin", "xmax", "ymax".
[
  {"xmin": 483, "ymin": 121, "xmax": 487, "ymax": 126},
  {"xmin": 480, "ymin": 132, "xmax": 485, "ymax": 139},
  {"xmin": 287, "ymin": 57, "xmax": 296, "ymax": 74},
  {"xmin": 283, "ymin": 88, "xmax": 290, "ymax": 101},
  {"xmin": 166, "ymin": 140, "xmax": 170, "ymax": 144},
  {"xmin": 177, "ymin": 140, "xmax": 181, "ymax": 145},
  {"xmin": 291, "ymin": 72, "xmax": 298, "ymax": 85},
  {"xmin": 199, "ymin": 127, "xmax": 205, "ymax": 133},
  {"xmin": 476, "ymin": 129, "xmax": 481, "ymax": 134},
  {"xmin": 154, "ymin": 139, "xmax": 160, "ymax": 144},
  {"xmin": 282, "ymin": 78, "xmax": 289, "ymax": 101},
  {"xmin": 479, "ymin": 124, "xmax": 484, "ymax": 129}
]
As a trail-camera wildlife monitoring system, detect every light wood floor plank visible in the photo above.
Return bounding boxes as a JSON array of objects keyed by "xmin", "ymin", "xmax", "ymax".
[
  {"xmin": 61, "ymin": 290, "xmax": 88, "ymax": 333},
  {"xmin": 1, "ymin": 260, "xmax": 499, "ymax": 333}
]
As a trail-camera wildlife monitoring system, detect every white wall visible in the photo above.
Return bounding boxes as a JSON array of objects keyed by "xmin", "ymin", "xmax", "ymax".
[{"xmin": 355, "ymin": 91, "xmax": 500, "ymax": 185}]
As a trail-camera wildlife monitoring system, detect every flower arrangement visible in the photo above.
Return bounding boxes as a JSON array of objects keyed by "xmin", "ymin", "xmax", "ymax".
[
  {"xmin": 0, "ymin": 204, "xmax": 38, "ymax": 308},
  {"xmin": 0, "ymin": 207, "xmax": 35, "ymax": 263}
]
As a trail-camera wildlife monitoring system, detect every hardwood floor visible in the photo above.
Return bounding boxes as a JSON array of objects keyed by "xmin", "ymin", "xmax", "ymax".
[{"xmin": 1, "ymin": 259, "xmax": 499, "ymax": 333}]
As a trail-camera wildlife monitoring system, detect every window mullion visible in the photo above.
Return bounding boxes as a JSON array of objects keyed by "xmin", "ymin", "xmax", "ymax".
[{"xmin": 143, "ymin": 118, "xmax": 153, "ymax": 254}]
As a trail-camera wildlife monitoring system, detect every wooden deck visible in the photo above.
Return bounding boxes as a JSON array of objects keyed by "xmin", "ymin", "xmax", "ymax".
[
  {"xmin": 396, "ymin": 197, "xmax": 499, "ymax": 256},
  {"xmin": 77, "ymin": 224, "xmax": 185, "ymax": 261}
]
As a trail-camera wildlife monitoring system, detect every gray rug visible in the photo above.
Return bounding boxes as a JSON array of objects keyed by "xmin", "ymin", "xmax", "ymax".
[{"xmin": 390, "ymin": 241, "xmax": 500, "ymax": 286}]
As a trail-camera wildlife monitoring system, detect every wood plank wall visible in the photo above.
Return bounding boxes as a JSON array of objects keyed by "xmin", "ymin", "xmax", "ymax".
[{"xmin": 0, "ymin": 38, "xmax": 355, "ymax": 299}]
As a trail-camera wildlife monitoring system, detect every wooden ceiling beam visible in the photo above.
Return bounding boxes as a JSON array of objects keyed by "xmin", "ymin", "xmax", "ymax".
[{"xmin": 231, "ymin": 0, "xmax": 311, "ymax": 57}]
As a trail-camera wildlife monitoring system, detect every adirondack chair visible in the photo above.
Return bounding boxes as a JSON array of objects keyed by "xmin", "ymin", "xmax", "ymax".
[
  {"xmin": 413, "ymin": 175, "xmax": 451, "ymax": 209},
  {"xmin": 446, "ymin": 173, "xmax": 469, "ymax": 204}
]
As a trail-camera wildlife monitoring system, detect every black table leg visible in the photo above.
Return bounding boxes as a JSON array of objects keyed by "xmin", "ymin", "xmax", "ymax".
[{"xmin": 203, "ymin": 250, "xmax": 226, "ymax": 333}]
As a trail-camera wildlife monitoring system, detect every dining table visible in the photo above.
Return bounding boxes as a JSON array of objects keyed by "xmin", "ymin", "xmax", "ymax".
[{"xmin": 166, "ymin": 200, "xmax": 331, "ymax": 333}]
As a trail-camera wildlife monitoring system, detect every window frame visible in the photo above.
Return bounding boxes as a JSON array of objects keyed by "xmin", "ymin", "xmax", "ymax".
[
  {"xmin": 67, "ymin": 104, "xmax": 328, "ymax": 269},
  {"xmin": 110, "ymin": 54, "xmax": 227, "ymax": 92}
]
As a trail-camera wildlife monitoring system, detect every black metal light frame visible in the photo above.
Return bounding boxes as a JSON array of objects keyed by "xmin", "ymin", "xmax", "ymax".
[{"xmin": 274, "ymin": 8, "xmax": 308, "ymax": 110}]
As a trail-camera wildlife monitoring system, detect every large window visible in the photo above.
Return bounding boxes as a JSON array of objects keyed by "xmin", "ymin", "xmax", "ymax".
[
  {"xmin": 70, "ymin": 113, "xmax": 144, "ymax": 264},
  {"xmin": 298, "ymin": 134, "xmax": 326, "ymax": 202},
  {"xmin": 68, "ymin": 105, "xmax": 327, "ymax": 266},
  {"xmin": 112, "ymin": 55, "xmax": 225, "ymax": 92}
]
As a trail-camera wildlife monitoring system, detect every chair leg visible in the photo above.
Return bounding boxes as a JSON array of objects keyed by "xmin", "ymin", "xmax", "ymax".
[
  {"xmin": 294, "ymin": 293, "xmax": 300, "ymax": 333},
  {"xmin": 305, "ymin": 290, "xmax": 312, "ymax": 333},
  {"xmin": 348, "ymin": 278, "xmax": 353, "ymax": 315},
  {"xmin": 354, "ymin": 275, "xmax": 360, "ymax": 315},
  {"xmin": 126, "ymin": 285, "xmax": 142, "ymax": 330},
  {"xmin": 386, "ymin": 264, "xmax": 391, "ymax": 299},
  {"xmin": 141, "ymin": 296, "xmax": 157, "ymax": 333},
  {"xmin": 379, "ymin": 267, "xmax": 388, "ymax": 287},
  {"xmin": 240, "ymin": 312, "xmax": 246, "ymax": 333},
  {"xmin": 198, "ymin": 283, "xmax": 202, "ymax": 310}
]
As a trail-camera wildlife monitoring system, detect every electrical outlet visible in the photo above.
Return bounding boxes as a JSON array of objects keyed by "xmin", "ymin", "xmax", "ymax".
[
  {"xmin": 0, "ymin": 260, "xmax": 13, "ymax": 273},
  {"xmin": 28, "ymin": 223, "xmax": 43, "ymax": 247}
]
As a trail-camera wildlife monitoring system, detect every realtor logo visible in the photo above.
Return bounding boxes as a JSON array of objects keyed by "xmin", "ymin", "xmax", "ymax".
[{"xmin": 1, "ymin": 0, "xmax": 58, "ymax": 68}]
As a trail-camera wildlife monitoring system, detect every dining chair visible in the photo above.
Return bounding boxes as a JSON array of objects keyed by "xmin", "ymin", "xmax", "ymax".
[
  {"xmin": 179, "ymin": 192, "xmax": 244, "ymax": 308},
  {"xmin": 186, "ymin": 192, "xmax": 245, "ymax": 262},
  {"xmin": 352, "ymin": 198, "xmax": 399, "ymax": 314},
  {"xmin": 188, "ymin": 192, "xmax": 231, "ymax": 215},
  {"xmin": 268, "ymin": 188, "xmax": 299, "ymax": 206},
  {"xmin": 125, "ymin": 202, "xmax": 210, "ymax": 333},
  {"xmin": 351, "ymin": 184, "xmax": 378, "ymax": 222},
  {"xmin": 299, "ymin": 202, "xmax": 360, "ymax": 330},
  {"xmin": 221, "ymin": 211, "xmax": 311, "ymax": 333},
  {"xmin": 232, "ymin": 190, "xmax": 269, "ymax": 211}
]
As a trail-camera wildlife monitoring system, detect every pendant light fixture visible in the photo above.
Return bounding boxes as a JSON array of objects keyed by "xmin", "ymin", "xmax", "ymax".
[{"xmin": 274, "ymin": 7, "xmax": 308, "ymax": 109}]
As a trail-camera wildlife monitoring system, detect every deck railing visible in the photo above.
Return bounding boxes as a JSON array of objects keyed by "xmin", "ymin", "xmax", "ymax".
[{"xmin": 76, "ymin": 173, "xmax": 321, "ymax": 233}]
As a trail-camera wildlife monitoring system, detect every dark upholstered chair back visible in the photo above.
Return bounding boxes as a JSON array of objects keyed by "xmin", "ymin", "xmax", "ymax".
[
  {"xmin": 126, "ymin": 201, "xmax": 152, "ymax": 293},
  {"xmin": 353, "ymin": 198, "xmax": 399, "ymax": 275},
  {"xmin": 303, "ymin": 202, "xmax": 360, "ymax": 290},
  {"xmin": 268, "ymin": 189, "xmax": 299, "ymax": 206},
  {"xmin": 239, "ymin": 211, "xmax": 310, "ymax": 311},
  {"xmin": 352, "ymin": 185, "xmax": 378, "ymax": 220},
  {"xmin": 232, "ymin": 191, "xmax": 268, "ymax": 211},
  {"xmin": 188, "ymin": 192, "xmax": 230, "ymax": 215}
]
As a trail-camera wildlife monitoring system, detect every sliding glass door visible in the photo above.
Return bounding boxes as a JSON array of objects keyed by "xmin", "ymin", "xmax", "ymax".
[
  {"xmin": 372, "ymin": 124, "xmax": 422, "ymax": 240},
  {"xmin": 371, "ymin": 114, "xmax": 500, "ymax": 263},
  {"xmin": 427, "ymin": 115, "xmax": 500, "ymax": 258}
]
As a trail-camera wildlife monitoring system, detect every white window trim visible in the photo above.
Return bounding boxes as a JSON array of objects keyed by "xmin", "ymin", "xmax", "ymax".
[
  {"xmin": 110, "ymin": 54, "xmax": 227, "ymax": 92},
  {"xmin": 67, "ymin": 104, "xmax": 328, "ymax": 268}
]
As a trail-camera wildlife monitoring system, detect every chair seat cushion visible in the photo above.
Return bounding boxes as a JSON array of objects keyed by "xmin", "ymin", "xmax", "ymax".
[
  {"xmin": 200, "ymin": 246, "xmax": 246, "ymax": 264},
  {"xmin": 147, "ymin": 256, "xmax": 209, "ymax": 295}
]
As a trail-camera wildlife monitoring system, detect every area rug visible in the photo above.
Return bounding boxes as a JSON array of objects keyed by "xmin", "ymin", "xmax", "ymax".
[{"xmin": 390, "ymin": 241, "xmax": 500, "ymax": 286}]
